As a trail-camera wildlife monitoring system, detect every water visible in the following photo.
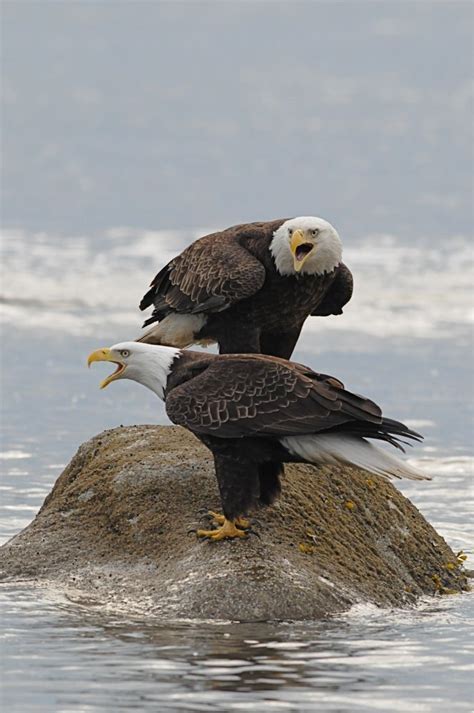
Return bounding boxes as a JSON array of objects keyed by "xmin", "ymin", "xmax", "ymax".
[
  {"xmin": 1, "ymin": 2, "xmax": 473, "ymax": 710},
  {"xmin": 1, "ymin": 594, "xmax": 472, "ymax": 712},
  {"xmin": 1, "ymin": 227, "xmax": 473, "ymax": 711}
]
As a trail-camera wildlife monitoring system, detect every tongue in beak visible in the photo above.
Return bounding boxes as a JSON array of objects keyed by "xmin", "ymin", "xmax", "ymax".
[
  {"xmin": 290, "ymin": 230, "xmax": 315, "ymax": 272},
  {"xmin": 295, "ymin": 243, "xmax": 314, "ymax": 262}
]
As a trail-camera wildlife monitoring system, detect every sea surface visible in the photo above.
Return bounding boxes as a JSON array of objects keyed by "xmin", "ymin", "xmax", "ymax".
[{"xmin": 1, "ymin": 227, "xmax": 473, "ymax": 712}]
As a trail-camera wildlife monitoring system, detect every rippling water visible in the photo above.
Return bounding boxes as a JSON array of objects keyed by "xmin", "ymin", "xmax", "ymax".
[
  {"xmin": 1, "ymin": 590, "xmax": 473, "ymax": 712},
  {"xmin": 1, "ymin": 227, "xmax": 473, "ymax": 711}
]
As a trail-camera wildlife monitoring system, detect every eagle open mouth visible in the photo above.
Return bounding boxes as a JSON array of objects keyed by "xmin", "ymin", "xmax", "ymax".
[
  {"xmin": 108, "ymin": 362, "xmax": 126, "ymax": 378},
  {"xmin": 98, "ymin": 360, "xmax": 126, "ymax": 389},
  {"xmin": 295, "ymin": 243, "xmax": 314, "ymax": 262},
  {"xmin": 87, "ymin": 348, "xmax": 127, "ymax": 389}
]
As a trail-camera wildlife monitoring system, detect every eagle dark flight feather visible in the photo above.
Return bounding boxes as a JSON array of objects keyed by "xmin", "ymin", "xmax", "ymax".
[
  {"xmin": 141, "ymin": 231, "xmax": 267, "ymax": 321},
  {"xmin": 165, "ymin": 356, "xmax": 385, "ymax": 441},
  {"xmin": 311, "ymin": 263, "xmax": 354, "ymax": 316}
]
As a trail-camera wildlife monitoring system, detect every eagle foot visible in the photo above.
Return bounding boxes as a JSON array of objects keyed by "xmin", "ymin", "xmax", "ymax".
[
  {"xmin": 208, "ymin": 511, "xmax": 250, "ymax": 530},
  {"xmin": 197, "ymin": 518, "xmax": 248, "ymax": 541}
]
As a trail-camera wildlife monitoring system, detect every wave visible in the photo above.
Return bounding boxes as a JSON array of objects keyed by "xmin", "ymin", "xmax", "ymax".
[{"xmin": 1, "ymin": 227, "xmax": 473, "ymax": 341}]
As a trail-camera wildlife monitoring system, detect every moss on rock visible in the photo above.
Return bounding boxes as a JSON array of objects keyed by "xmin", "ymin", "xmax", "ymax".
[{"xmin": 0, "ymin": 425, "xmax": 468, "ymax": 620}]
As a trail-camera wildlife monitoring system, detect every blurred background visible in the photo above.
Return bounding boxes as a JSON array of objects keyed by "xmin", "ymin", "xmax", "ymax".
[
  {"xmin": 2, "ymin": 0, "xmax": 472, "ymax": 451},
  {"xmin": 1, "ymin": 3, "xmax": 473, "ymax": 711},
  {"xmin": 2, "ymin": 1, "xmax": 472, "ymax": 236}
]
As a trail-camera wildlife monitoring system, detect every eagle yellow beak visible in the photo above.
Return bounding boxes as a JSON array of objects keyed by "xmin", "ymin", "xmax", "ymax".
[
  {"xmin": 290, "ymin": 229, "xmax": 315, "ymax": 272},
  {"xmin": 87, "ymin": 348, "xmax": 126, "ymax": 389}
]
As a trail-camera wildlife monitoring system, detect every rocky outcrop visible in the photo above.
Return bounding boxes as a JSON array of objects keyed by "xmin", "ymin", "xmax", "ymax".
[{"xmin": 0, "ymin": 426, "xmax": 468, "ymax": 620}]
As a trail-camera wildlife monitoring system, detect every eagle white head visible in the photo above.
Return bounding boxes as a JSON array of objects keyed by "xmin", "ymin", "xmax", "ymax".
[
  {"xmin": 87, "ymin": 341, "xmax": 181, "ymax": 399},
  {"xmin": 270, "ymin": 216, "xmax": 342, "ymax": 276}
]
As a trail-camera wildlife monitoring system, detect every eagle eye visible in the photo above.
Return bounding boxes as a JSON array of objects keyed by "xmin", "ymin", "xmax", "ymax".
[
  {"xmin": 312, "ymin": 228, "xmax": 320, "ymax": 237},
  {"xmin": 119, "ymin": 350, "xmax": 130, "ymax": 358},
  {"xmin": 288, "ymin": 228, "xmax": 293, "ymax": 236}
]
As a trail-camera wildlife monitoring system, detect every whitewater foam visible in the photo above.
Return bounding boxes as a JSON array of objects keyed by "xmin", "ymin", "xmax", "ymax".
[{"xmin": 1, "ymin": 228, "xmax": 473, "ymax": 342}]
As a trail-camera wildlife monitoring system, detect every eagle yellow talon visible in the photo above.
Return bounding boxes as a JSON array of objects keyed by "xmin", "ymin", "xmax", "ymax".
[
  {"xmin": 208, "ymin": 511, "xmax": 250, "ymax": 529},
  {"xmin": 197, "ymin": 518, "xmax": 248, "ymax": 540}
]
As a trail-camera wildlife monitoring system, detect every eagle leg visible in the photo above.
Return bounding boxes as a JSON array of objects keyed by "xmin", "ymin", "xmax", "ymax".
[
  {"xmin": 196, "ymin": 518, "xmax": 248, "ymax": 541},
  {"xmin": 208, "ymin": 511, "xmax": 250, "ymax": 530}
]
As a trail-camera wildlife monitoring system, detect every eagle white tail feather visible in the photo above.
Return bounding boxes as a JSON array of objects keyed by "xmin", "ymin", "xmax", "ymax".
[
  {"xmin": 281, "ymin": 434, "xmax": 430, "ymax": 481},
  {"xmin": 137, "ymin": 314, "xmax": 209, "ymax": 348}
]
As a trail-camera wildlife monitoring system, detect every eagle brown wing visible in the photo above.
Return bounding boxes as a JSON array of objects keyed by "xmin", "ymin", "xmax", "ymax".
[
  {"xmin": 140, "ymin": 231, "xmax": 267, "ymax": 322},
  {"xmin": 311, "ymin": 262, "xmax": 353, "ymax": 316},
  {"xmin": 165, "ymin": 355, "xmax": 382, "ymax": 439}
]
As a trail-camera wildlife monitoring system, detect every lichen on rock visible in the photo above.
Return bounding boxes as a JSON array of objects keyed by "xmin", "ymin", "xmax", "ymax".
[{"xmin": 0, "ymin": 425, "xmax": 468, "ymax": 620}]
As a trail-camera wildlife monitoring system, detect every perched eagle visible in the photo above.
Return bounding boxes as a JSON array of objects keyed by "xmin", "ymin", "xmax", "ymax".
[
  {"xmin": 88, "ymin": 343, "xmax": 428, "ymax": 541},
  {"xmin": 138, "ymin": 217, "xmax": 353, "ymax": 359}
]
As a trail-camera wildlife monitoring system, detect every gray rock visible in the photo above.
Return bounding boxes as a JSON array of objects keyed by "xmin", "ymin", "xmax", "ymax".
[{"xmin": 0, "ymin": 425, "xmax": 468, "ymax": 620}]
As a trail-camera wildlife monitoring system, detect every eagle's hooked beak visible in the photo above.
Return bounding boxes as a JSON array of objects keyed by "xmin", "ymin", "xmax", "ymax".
[
  {"xmin": 290, "ymin": 229, "xmax": 315, "ymax": 272},
  {"xmin": 87, "ymin": 348, "xmax": 126, "ymax": 389}
]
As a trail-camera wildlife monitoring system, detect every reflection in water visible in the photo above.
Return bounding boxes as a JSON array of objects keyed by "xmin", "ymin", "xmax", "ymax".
[{"xmin": 1, "ymin": 587, "xmax": 473, "ymax": 711}]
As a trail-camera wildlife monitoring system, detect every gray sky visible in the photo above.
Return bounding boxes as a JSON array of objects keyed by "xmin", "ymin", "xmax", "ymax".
[{"xmin": 2, "ymin": 1, "xmax": 472, "ymax": 238}]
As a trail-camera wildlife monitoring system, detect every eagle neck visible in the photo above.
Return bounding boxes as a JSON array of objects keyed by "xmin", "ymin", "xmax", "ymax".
[
  {"xmin": 134, "ymin": 349, "xmax": 181, "ymax": 400},
  {"xmin": 164, "ymin": 351, "xmax": 217, "ymax": 396}
]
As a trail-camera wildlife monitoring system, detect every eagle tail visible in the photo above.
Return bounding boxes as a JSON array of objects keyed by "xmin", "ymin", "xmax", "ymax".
[
  {"xmin": 282, "ymin": 432, "xmax": 430, "ymax": 481},
  {"xmin": 136, "ymin": 313, "xmax": 208, "ymax": 348},
  {"xmin": 136, "ymin": 325, "xmax": 164, "ymax": 345}
]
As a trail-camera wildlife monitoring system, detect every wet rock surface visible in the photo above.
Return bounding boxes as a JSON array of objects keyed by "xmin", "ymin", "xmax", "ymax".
[{"xmin": 0, "ymin": 426, "xmax": 468, "ymax": 620}]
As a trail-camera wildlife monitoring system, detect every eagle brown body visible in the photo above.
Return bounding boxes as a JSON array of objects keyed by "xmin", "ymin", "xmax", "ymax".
[
  {"xmin": 88, "ymin": 343, "xmax": 426, "ymax": 540},
  {"xmin": 164, "ymin": 350, "xmax": 423, "ymax": 523},
  {"xmin": 139, "ymin": 219, "xmax": 353, "ymax": 358}
]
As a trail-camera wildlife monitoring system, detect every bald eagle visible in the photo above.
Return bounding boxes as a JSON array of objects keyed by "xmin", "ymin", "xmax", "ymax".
[
  {"xmin": 88, "ymin": 343, "xmax": 428, "ymax": 541},
  {"xmin": 138, "ymin": 217, "xmax": 353, "ymax": 359}
]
